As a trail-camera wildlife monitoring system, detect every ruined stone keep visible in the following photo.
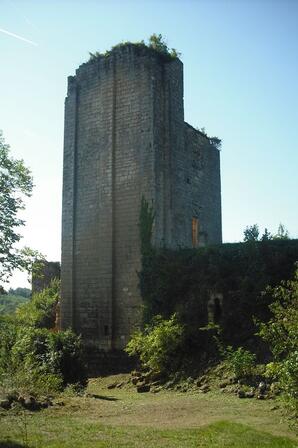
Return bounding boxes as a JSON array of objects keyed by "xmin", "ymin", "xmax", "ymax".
[{"xmin": 61, "ymin": 43, "xmax": 222, "ymax": 350}]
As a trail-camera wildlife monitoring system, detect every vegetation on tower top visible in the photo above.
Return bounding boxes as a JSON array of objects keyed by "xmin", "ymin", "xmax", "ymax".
[{"xmin": 88, "ymin": 34, "xmax": 181, "ymax": 62}]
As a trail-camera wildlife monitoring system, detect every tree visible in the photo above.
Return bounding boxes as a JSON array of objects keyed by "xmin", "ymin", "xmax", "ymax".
[
  {"xmin": 273, "ymin": 223, "xmax": 289, "ymax": 240},
  {"xmin": 243, "ymin": 224, "xmax": 260, "ymax": 242},
  {"xmin": 260, "ymin": 228, "xmax": 272, "ymax": 241},
  {"xmin": 0, "ymin": 131, "xmax": 42, "ymax": 282},
  {"xmin": 8, "ymin": 287, "xmax": 31, "ymax": 298},
  {"xmin": 243, "ymin": 223, "xmax": 290, "ymax": 242}
]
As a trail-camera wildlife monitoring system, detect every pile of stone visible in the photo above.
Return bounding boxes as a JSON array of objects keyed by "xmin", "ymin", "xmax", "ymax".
[{"xmin": 0, "ymin": 393, "xmax": 63, "ymax": 411}]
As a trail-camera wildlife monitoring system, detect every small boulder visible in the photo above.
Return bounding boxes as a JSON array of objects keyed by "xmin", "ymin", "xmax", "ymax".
[
  {"xmin": 228, "ymin": 376, "xmax": 237, "ymax": 384},
  {"xmin": 137, "ymin": 384, "xmax": 150, "ymax": 393},
  {"xmin": 238, "ymin": 390, "xmax": 246, "ymax": 398},
  {"xmin": 245, "ymin": 389, "xmax": 255, "ymax": 399},
  {"xmin": 23, "ymin": 396, "xmax": 38, "ymax": 411},
  {"xmin": 151, "ymin": 387, "xmax": 161, "ymax": 393},
  {"xmin": 0, "ymin": 398, "xmax": 11, "ymax": 410},
  {"xmin": 199, "ymin": 384, "xmax": 210, "ymax": 393}
]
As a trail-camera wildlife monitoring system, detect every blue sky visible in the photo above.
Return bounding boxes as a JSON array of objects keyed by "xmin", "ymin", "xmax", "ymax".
[{"xmin": 1, "ymin": 0, "xmax": 297, "ymax": 287}]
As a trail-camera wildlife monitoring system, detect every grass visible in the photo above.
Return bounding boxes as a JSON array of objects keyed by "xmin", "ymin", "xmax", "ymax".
[
  {"xmin": 0, "ymin": 374, "xmax": 297, "ymax": 447},
  {"xmin": 1, "ymin": 418, "xmax": 297, "ymax": 448}
]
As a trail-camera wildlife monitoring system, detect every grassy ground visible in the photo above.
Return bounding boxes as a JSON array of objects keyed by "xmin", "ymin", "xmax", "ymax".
[{"xmin": 0, "ymin": 374, "xmax": 297, "ymax": 448}]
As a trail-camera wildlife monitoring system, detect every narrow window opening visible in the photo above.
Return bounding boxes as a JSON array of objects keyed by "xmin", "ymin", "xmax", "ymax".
[
  {"xmin": 104, "ymin": 325, "xmax": 109, "ymax": 336},
  {"xmin": 213, "ymin": 298, "xmax": 222, "ymax": 324},
  {"xmin": 208, "ymin": 293, "xmax": 223, "ymax": 324},
  {"xmin": 192, "ymin": 218, "xmax": 199, "ymax": 247}
]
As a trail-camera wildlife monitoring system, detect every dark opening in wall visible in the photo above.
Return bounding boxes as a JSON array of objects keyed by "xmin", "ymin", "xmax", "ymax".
[
  {"xmin": 208, "ymin": 293, "xmax": 223, "ymax": 325},
  {"xmin": 213, "ymin": 297, "xmax": 222, "ymax": 324},
  {"xmin": 104, "ymin": 325, "xmax": 109, "ymax": 336}
]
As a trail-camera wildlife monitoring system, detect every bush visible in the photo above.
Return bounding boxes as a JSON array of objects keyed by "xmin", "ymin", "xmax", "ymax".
[
  {"xmin": 0, "ymin": 318, "xmax": 86, "ymax": 396},
  {"xmin": 16, "ymin": 278, "xmax": 59, "ymax": 328},
  {"xmin": 50, "ymin": 330, "xmax": 87, "ymax": 386},
  {"xmin": 258, "ymin": 266, "xmax": 298, "ymax": 417},
  {"xmin": 223, "ymin": 346, "xmax": 256, "ymax": 379},
  {"xmin": 0, "ymin": 280, "xmax": 86, "ymax": 397},
  {"xmin": 125, "ymin": 314, "xmax": 184, "ymax": 375}
]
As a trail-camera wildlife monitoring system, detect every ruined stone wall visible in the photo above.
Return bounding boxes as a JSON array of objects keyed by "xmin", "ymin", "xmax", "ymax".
[
  {"xmin": 184, "ymin": 124, "xmax": 222, "ymax": 246},
  {"xmin": 61, "ymin": 44, "xmax": 222, "ymax": 350},
  {"xmin": 32, "ymin": 261, "xmax": 60, "ymax": 294}
]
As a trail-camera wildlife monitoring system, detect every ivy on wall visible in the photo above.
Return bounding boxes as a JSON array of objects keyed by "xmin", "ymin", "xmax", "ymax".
[{"xmin": 138, "ymin": 238, "xmax": 298, "ymax": 351}]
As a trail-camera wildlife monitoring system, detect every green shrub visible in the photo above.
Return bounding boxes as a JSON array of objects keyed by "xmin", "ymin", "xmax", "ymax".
[
  {"xmin": 125, "ymin": 314, "xmax": 184, "ymax": 375},
  {"xmin": 258, "ymin": 266, "xmax": 298, "ymax": 417},
  {"xmin": 16, "ymin": 278, "xmax": 60, "ymax": 328},
  {"xmin": 50, "ymin": 330, "xmax": 87, "ymax": 386},
  {"xmin": 0, "ymin": 363, "xmax": 63, "ymax": 397},
  {"xmin": 0, "ymin": 325, "xmax": 86, "ymax": 395},
  {"xmin": 0, "ymin": 291, "xmax": 86, "ymax": 396},
  {"xmin": 223, "ymin": 346, "xmax": 256, "ymax": 379}
]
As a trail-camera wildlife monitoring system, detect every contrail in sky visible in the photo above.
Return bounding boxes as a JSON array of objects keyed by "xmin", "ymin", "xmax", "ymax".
[{"xmin": 0, "ymin": 27, "xmax": 38, "ymax": 46}]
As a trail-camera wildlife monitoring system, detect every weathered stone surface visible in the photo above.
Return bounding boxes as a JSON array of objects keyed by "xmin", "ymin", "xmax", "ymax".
[
  {"xmin": 32, "ymin": 260, "xmax": 60, "ymax": 293},
  {"xmin": 61, "ymin": 43, "xmax": 222, "ymax": 350}
]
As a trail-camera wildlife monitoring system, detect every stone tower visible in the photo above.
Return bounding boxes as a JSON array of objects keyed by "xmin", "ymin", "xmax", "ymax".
[{"xmin": 61, "ymin": 43, "xmax": 222, "ymax": 350}]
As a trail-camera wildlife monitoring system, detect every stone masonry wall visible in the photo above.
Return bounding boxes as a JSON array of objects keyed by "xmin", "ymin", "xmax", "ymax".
[
  {"xmin": 61, "ymin": 44, "xmax": 222, "ymax": 350},
  {"xmin": 32, "ymin": 261, "xmax": 60, "ymax": 294},
  {"xmin": 184, "ymin": 124, "xmax": 222, "ymax": 246}
]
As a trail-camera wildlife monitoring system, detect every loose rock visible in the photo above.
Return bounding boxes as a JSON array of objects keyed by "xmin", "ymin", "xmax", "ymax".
[
  {"xmin": 137, "ymin": 384, "xmax": 150, "ymax": 393},
  {"xmin": 199, "ymin": 384, "xmax": 210, "ymax": 393},
  {"xmin": 0, "ymin": 399, "xmax": 11, "ymax": 410}
]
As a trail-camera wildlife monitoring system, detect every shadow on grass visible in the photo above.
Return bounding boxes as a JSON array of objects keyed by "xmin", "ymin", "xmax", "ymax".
[
  {"xmin": 88, "ymin": 393, "xmax": 119, "ymax": 401},
  {"xmin": 0, "ymin": 442, "xmax": 27, "ymax": 448}
]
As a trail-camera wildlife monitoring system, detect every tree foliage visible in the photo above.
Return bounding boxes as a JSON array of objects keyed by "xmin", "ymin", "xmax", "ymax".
[
  {"xmin": 0, "ymin": 294, "xmax": 29, "ymax": 315},
  {"xmin": 0, "ymin": 131, "xmax": 43, "ymax": 282},
  {"xmin": 273, "ymin": 223, "xmax": 289, "ymax": 240},
  {"xmin": 9, "ymin": 287, "xmax": 31, "ymax": 298},
  {"xmin": 16, "ymin": 278, "xmax": 59, "ymax": 329},
  {"xmin": 258, "ymin": 266, "xmax": 298, "ymax": 416},
  {"xmin": 258, "ymin": 266, "xmax": 298, "ymax": 360},
  {"xmin": 243, "ymin": 224, "xmax": 260, "ymax": 242},
  {"xmin": 243, "ymin": 223, "xmax": 290, "ymax": 242}
]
